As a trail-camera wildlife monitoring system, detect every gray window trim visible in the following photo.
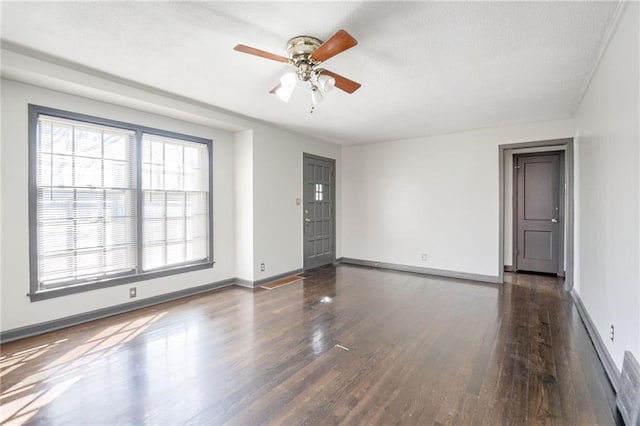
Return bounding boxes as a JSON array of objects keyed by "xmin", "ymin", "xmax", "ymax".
[{"xmin": 28, "ymin": 104, "xmax": 214, "ymax": 301}]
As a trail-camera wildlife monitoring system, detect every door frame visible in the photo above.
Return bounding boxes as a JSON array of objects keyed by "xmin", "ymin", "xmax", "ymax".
[
  {"xmin": 302, "ymin": 153, "xmax": 337, "ymax": 270},
  {"xmin": 512, "ymin": 151, "xmax": 565, "ymax": 275},
  {"xmin": 498, "ymin": 138, "xmax": 574, "ymax": 290}
]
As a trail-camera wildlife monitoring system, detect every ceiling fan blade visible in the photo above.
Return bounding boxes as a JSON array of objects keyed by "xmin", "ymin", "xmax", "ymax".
[
  {"xmin": 234, "ymin": 44, "xmax": 289, "ymax": 63},
  {"xmin": 318, "ymin": 69, "xmax": 361, "ymax": 94},
  {"xmin": 311, "ymin": 29, "xmax": 358, "ymax": 63}
]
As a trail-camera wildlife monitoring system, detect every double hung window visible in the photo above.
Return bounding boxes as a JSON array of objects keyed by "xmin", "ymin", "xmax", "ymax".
[{"xmin": 29, "ymin": 105, "xmax": 213, "ymax": 300}]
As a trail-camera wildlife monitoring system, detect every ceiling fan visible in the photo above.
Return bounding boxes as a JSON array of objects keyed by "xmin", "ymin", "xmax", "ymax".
[{"xmin": 234, "ymin": 29, "xmax": 361, "ymax": 110}]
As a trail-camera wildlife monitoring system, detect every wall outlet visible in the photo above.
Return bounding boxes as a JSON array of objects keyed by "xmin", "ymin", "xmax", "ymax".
[
  {"xmin": 421, "ymin": 253, "xmax": 428, "ymax": 261},
  {"xmin": 610, "ymin": 324, "xmax": 615, "ymax": 342},
  {"xmin": 260, "ymin": 263, "xmax": 265, "ymax": 272},
  {"xmin": 129, "ymin": 287, "xmax": 137, "ymax": 298}
]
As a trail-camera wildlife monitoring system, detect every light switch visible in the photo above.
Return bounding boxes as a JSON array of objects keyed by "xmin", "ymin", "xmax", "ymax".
[{"xmin": 296, "ymin": 198, "xmax": 301, "ymax": 206}]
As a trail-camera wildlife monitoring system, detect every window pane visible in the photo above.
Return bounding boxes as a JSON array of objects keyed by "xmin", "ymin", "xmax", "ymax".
[
  {"xmin": 104, "ymin": 160, "xmax": 131, "ymax": 188},
  {"xmin": 186, "ymin": 239, "xmax": 207, "ymax": 260},
  {"xmin": 35, "ymin": 115, "xmax": 136, "ymax": 288},
  {"xmin": 75, "ymin": 127, "xmax": 102, "ymax": 158},
  {"xmin": 103, "ymin": 133, "xmax": 128, "ymax": 160},
  {"xmin": 186, "ymin": 193, "xmax": 207, "ymax": 216},
  {"xmin": 186, "ymin": 216, "xmax": 207, "ymax": 240},
  {"xmin": 166, "ymin": 193, "xmax": 185, "ymax": 217},
  {"xmin": 141, "ymin": 133, "xmax": 209, "ymax": 271},
  {"xmin": 106, "ymin": 218, "xmax": 134, "ymax": 246},
  {"xmin": 144, "ymin": 244, "xmax": 164, "ymax": 270},
  {"xmin": 39, "ymin": 121, "xmax": 53, "ymax": 153},
  {"xmin": 51, "ymin": 124, "xmax": 73, "ymax": 154},
  {"xmin": 105, "ymin": 190, "xmax": 134, "ymax": 218},
  {"xmin": 144, "ymin": 191, "xmax": 165, "ymax": 218},
  {"xmin": 167, "ymin": 243, "xmax": 185, "ymax": 264},
  {"xmin": 39, "ymin": 223, "xmax": 73, "ymax": 253},
  {"xmin": 38, "ymin": 154, "xmax": 52, "ymax": 187},
  {"xmin": 166, "ymin": 218, "xmax": 185, "ymax": 242},
  {"xmin": 144, "ymin": 219, "xmax": 165, "ymax": 244},
  {"xmin": 38, "ymin": 189, "xmax": 74, "ymax": 221},
  {"xmin": 75, "ymin": 157, "xmax": 102, "ymax": 187},
  {"xmin": 51, "ymin": 155, "xmax": 73, "ymax": 187},
  {"xmin": 75, "ymin": 190, "xmax": 104, "ymax": 219}
]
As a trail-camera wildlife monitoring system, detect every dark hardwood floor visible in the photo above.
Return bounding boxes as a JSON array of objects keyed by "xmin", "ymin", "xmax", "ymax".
[{"xmin": 1, "ymin": 265, "xmax": 617, "ymax": 425}]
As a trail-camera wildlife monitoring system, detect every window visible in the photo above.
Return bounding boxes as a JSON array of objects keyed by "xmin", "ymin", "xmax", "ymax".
[
  {"xmin": 29, "ymin": 105, "xmax": 213, "ymax": 300},
  {"xmin": 314, "ymin": 183, "xmax": 324, "ymax": 201}
]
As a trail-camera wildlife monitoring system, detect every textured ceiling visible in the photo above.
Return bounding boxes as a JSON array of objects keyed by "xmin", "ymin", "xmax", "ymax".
[{"xmin": 1, "ymin": 1, "xmax": 619, "ymax": 145}]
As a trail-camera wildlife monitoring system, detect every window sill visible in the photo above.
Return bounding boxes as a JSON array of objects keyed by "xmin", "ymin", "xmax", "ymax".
[{"xmin": 29, "ymin": 261, "xmax": 215, "ymax": 302}]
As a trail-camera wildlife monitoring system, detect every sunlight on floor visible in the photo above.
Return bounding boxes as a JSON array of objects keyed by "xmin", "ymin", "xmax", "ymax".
[{"xmin": 0, "ymin": 312, "xmax": 166, "ymax": 424}]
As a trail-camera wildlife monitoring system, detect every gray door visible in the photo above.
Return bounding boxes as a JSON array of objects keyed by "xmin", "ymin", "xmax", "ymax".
[
  {"xmin": 303, "ymin": 154, "xmax": 335, "ymax": 270},
  {"xmin": 515, "ymin": 153, "xmax": 562, "ymax": 274}
]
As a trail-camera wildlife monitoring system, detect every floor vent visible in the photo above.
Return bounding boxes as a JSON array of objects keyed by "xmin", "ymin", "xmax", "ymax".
[{"xmin": 617, "ymin": 351, "xmax": 640, "ymax": 425}]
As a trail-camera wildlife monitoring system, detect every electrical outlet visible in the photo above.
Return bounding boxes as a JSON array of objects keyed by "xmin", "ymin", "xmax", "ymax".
[
  {"xmin": 610, "ymin": 324, "xmax": 615, "ymax": 342},
  {"xmin": 421, "ymin": 253, "xmax": 428, "ymax": 261},
  {"xmin": 260, "ymin": 263, "xmax": 265, "ymax": 272},
  {"xmin": 129, "ymin": 287, "xmax": 137, "ymax": 298}
]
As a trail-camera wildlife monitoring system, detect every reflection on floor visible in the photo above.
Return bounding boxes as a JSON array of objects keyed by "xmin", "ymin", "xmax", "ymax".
[{"xmin": 0, "ymin": 265, "xmax": 617, "ymax": 424}]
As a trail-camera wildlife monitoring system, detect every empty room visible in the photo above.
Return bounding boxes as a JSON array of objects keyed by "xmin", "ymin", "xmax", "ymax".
[{"xmin": 1, "ymin": 1, "xmax": 639, "ymax": 425}]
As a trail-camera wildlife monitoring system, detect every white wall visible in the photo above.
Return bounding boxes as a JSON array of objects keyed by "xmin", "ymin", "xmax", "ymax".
[
  {"xmin": 234, "ymin": 130, "xmax": 254, "ymax": 282},
  {"xmin": 574, "ymin": 2, "xmax": 639, "ymax": 369},
  {"xmin": 0, "ymin": 49, "xmax": 342, "ymax": 333},
  {"xmin": 251, "ymin": 125, "xmax": 341, "ymax": 280},
  {"xmin": 342, "ymin": 119, "xmax": 574, "ymax": 278},
  {"xmin": 1, "ymin": 79, "xmax": 237, "ymax": 331}
]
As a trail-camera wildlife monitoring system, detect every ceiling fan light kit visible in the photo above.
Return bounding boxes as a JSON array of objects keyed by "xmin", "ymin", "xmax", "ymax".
[{"xmin": 234, "ymin": 29, "xmax": 361, "ymax": 113}]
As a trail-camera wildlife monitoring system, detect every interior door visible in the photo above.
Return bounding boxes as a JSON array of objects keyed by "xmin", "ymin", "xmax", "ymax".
[
  {"xmin": 303, "ymin": 154, "xmax": 335, "ymax": 270},
  {"xmin": 515, "ymin": 153, "xmax": 561, "ymax": 274}
]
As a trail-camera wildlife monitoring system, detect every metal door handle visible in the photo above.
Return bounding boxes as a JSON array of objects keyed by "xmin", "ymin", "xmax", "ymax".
[
  {"xmin": 304, "ymin": 218, "xmax": 311, "ymax": 223},
  {"xmin": 551, "ymin": 218, "xmax": 558, "ymax": 223}
]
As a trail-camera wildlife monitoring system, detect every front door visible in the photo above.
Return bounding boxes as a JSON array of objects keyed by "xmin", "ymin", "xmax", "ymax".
[
  {"xmin": 303, "ymin": 154, "xmax": 335, "ymax": 270},
  {"xmin": 515, "ymin": 153, "xmax": 562, "ymax": 274}
]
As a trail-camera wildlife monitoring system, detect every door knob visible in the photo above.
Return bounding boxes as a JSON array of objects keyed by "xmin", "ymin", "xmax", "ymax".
[
  {"xmin": 304, "ymin": 218, "xmax": 311, "ymax": 223},
  {"xmin": 551, "ymin": 218, "xmax": 558, "ymax": 223}
]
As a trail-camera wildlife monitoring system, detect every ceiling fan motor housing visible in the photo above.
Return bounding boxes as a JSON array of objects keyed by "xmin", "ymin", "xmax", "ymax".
[{"xmin": 287, "ymin": 36, "xmax": 323, "ymax": 81}]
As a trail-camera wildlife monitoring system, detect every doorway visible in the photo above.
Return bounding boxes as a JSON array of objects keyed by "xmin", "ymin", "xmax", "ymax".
[
  {"xmin": 498, "ymin": 138, "xmax": 574, "ymax": 289},
  {"xmin": 303, "ymin": 153, "xmax": 336, "ymax": 270},
  {"xmin": 513, "ymin": 152, "xmax": 564, "ymax": 275}
]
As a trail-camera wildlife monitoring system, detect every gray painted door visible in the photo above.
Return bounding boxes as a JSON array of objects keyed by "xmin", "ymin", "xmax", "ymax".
[
  {"xmin": 303, "ymin": 154, "xmax": 335, "ymax": 270},
  {"xmin": 515, "ymin": 153, "xmax": 561, "ymax": 274}
]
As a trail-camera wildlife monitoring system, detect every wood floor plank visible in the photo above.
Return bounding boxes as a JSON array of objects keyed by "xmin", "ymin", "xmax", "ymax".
[{"xmin": 0, "ymin": 266, "xmax": 617, "ymax": 425}]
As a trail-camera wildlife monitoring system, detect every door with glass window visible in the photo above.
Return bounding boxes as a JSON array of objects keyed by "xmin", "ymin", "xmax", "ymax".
[{"xmin": 303, "ymin": 154, "xmax": 335, "ymax": 270}]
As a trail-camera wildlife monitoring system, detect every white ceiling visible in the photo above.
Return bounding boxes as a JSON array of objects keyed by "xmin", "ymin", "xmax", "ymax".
[{"xmin": 1, "ymin": 1, "xmax": 619, "ymax": 145}]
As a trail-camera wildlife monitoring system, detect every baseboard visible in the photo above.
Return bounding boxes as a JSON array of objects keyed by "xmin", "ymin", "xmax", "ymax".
[
  {"xmin": 340, "ymin": 258, "xmax": 499, "ymax": 284},
  {"xmin": 0, "ymin": 278, "xmax": 236, "ymax": 344},
  {"xmin": 571, "ymin": 288, "xmax": 620, "ymax": 391},
  {"xmin": 234, "ymin": 269, "xmax": 305, "ymax": 289},
  {"xmin": 504, "ymin": 265, "xmax": 514, "ymax": 272}
]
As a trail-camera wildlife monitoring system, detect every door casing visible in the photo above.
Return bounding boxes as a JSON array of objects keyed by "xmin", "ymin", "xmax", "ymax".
[{"xmin": 498, "ymin": 138, "xmax": 574, "ymax": 290}]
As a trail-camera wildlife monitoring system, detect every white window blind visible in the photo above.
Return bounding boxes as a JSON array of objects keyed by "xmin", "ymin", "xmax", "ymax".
[
  {"xmin": 36, "ymin": 115, "xmax": 137, "ymax": 287},
  {"xmin": 142, "ymin": 134, "xmax": 209, "ymax": 270}
]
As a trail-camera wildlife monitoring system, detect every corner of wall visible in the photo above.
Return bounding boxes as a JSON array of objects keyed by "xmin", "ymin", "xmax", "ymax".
[{"xmin": 233, "ymin": 130, "xmax": 254, "ymax": 282}]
